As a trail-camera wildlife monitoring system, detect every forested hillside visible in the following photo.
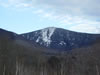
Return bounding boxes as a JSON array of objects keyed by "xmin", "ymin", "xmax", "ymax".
[{"xmin": 0, "ymin": 33, "xmax": 100, "ymax": 75}]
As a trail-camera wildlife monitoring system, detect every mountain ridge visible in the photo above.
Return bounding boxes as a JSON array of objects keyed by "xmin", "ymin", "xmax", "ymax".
[{"xmin": 21, "ymin": 27, "xmax": 100, "ymax": 50}]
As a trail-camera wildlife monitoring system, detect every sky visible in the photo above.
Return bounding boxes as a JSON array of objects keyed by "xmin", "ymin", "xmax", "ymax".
[{"xmin": 0, "ymin": 0, "xmax": 100, "ymax": 34}]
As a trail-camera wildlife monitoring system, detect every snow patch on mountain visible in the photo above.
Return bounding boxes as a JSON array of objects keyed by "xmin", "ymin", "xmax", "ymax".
[
  {"xmin": 36, "ymin": 37, "xmax": 40, "ymax": 42},
  {"xmin": 59, "ymin": 41, "xmax": 66, "ymax": 45},
  {"xmin": 41, "ymin": 27, "xmax": 56, "ymax": 46}
]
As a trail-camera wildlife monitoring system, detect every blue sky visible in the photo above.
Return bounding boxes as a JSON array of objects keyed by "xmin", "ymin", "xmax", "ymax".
[{"xmin": 0, "ymin": 0, "xmax": 100, "ymax": 34}]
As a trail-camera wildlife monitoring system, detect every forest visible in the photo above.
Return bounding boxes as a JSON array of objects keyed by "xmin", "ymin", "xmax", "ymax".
[{"xmin": 0, "ymin": 35, "xmax": 100, "ymax": 75}]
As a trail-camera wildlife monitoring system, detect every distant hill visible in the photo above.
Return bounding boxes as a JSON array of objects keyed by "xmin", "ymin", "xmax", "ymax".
[{"xmin": 21, "ymin": 27, "xmax": 100, "ymax": 50}]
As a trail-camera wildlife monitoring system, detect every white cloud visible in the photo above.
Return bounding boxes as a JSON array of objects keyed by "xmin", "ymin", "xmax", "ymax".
[
  {"xmin": 43, "ymin": 13, "xmax": 54, "ymax": 18},
  {"xmin": 8, "ymin": 0, "xmax": 27, "ymax": 4},
  {"xmin": 30, "ymin": 0, "xmax": 100, "ymax": 17},
  {"xmin": 0, "ymin": 0, "xmax": 33, "ymax": 8},
  {"xmin": 1, "ymin": 0, "xmax": 100, "ymax": 33},
  {"xmin": 2, "ymin": 0, "xmax": 100, "ymax": 17},
  {"xmin": 15, "ymin": 3, "xmax": 32, "ymax": 8},
  {"xmin": 33, "ymin": 9, "xmax": 44, "ymax": 14},
  {"xmin": 69, "ymin": 24, "xmax": 100, "ymax": 34},
  {"xmin": 3, "ymin": 0, "xmax": 100, "ymax": 18}
]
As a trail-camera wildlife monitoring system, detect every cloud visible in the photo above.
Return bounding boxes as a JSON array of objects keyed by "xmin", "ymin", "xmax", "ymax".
[
  {"xmin": 15, "ymin": 3, "xmax": 33, "ymax": 8},
  {"xmin": 0, "ymin": 0, "xmax": 33, "ymax": 8},
  {"xmin": 2, "ymin": 0, "xmax": 100, "ymax": 18},
  {"xmin": 1, "ymin": 0, "xmax": 100, "ymax": 33},
  {"xmin": 31, "ymin": 0, "xmax": 100, "ymax": 17},
  {"xmin": 30, "ymin": 0, "xmax": 100, "ymax": 27},
  {"xmin": 33, "ymin": 9, "xmax": 44, "ymax": 14},
  {"xmin": 69, "ymin": 24, "xmax": 100, "ymax": 34}
]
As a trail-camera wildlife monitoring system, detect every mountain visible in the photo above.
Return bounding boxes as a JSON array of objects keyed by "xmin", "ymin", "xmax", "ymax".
[
  {"xmin": 0, "ymin": 28, "xmax": 17, "ymax": 39},
  {"xmin": 0, "ymin": 28, "xmax": 100, "ymax": 75},
  {"xmin": 0, "ymin": 28, "xmax": 45, "ymax": 49},
  {"xmin": 21, "ymin": 27, "xmax": 100, "ymax": 50}
]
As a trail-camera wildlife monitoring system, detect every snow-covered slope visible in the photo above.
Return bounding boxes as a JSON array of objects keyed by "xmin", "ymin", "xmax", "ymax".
[
  {"xmin": 39, "ymin": 27, "xmax": 56, "ymax": 46},
  {"xmin": 21, "ymin": 27, "xmax": 100, "ymax": 50}
]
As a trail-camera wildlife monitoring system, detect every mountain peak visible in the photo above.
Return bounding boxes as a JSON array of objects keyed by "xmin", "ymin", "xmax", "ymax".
[{"xmin": 43, "ymin": 27, "xmax": 57, "ymax": 30}]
